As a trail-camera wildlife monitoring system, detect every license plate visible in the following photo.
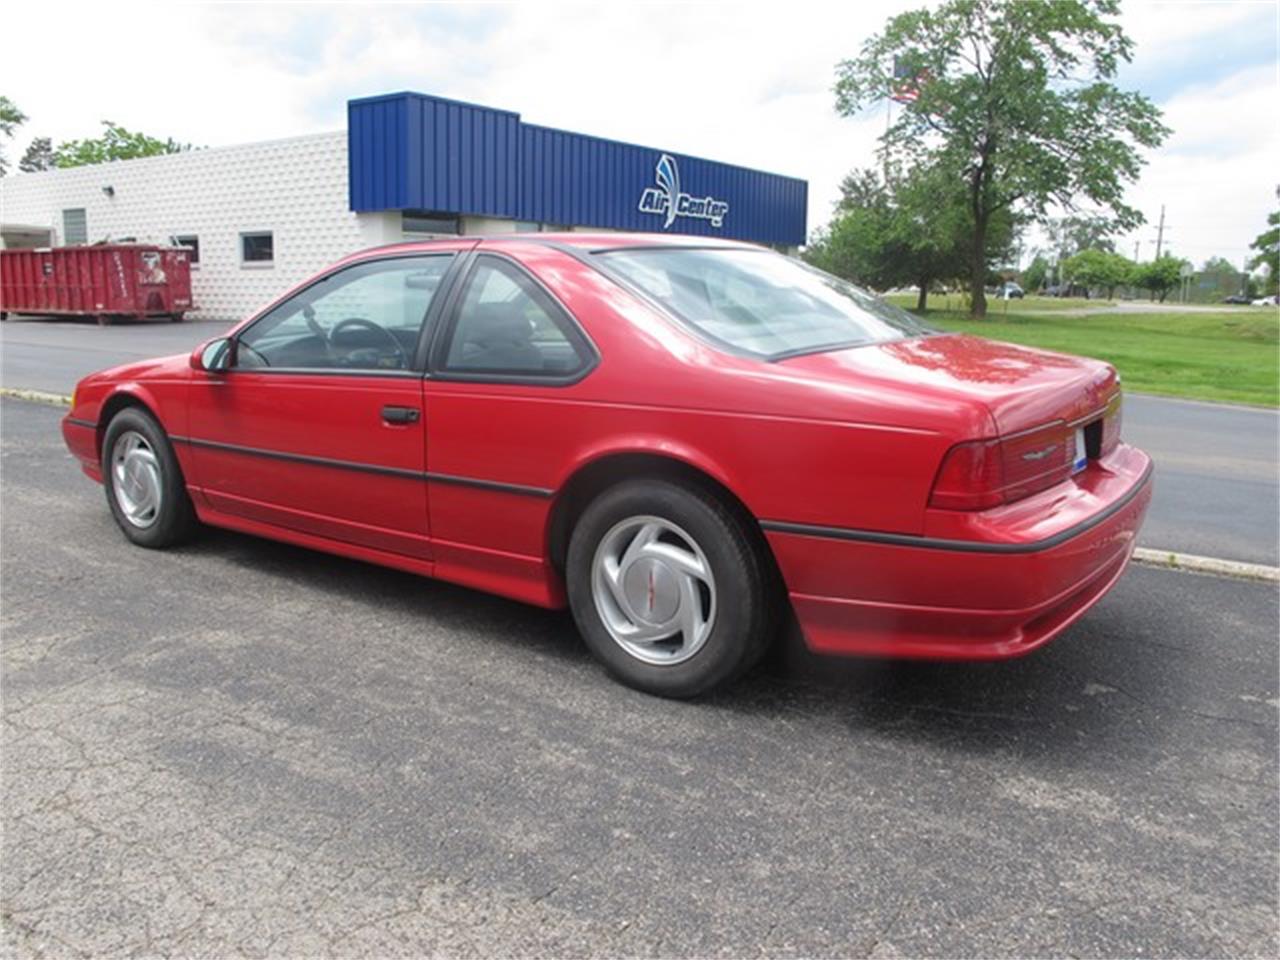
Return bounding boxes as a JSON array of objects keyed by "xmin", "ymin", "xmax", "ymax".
[{"xmin": 1072, "ymin": 427, "xmax": 1088, "ymax": 474}]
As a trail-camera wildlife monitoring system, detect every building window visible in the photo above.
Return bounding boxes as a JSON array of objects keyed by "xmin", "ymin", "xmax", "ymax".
[
  {"xmin": 402, "ymin": 211, "xmax": 460, "ymax": 236},
  {"xmin": 174, "ymin": 235, "xmax": 199, "ymax": 264},
  {"xmin": 62, "ymin": 209, "xmax": 87, "ymax": 245},
  {"xmin": 240, "ymin": 231, "xmax": 274, "ymax": 264}
]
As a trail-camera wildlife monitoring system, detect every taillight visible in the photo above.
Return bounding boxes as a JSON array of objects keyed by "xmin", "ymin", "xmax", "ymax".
[
  {"xmin": 1100, "ymin": 394, "xmax": 1122, "ymax": 455},
  {"xmin": 929, "ymin": 439, "xmax": 1005, "ymax": 510},
  {"xmin": 1000, "ymin": 422, "xmax": 1076, "ymax": 501},
  {"xmin": 930, "ymin": 421, "xmax": 1082, "ymax": 511}
]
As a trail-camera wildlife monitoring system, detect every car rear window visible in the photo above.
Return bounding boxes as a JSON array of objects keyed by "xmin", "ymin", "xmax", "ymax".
[{"xmin": 595, "ymin": 247, "xmax": 933, "ymax": 360}]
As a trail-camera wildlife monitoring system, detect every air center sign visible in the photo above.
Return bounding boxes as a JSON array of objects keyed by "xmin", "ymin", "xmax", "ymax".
[
  {"xmin": 638, "ymin": 154, "xmax": 730, "ymax": 230},
  {"xmin": 348, "ymin": 92, "xmax": 806, "ymax": 244}
]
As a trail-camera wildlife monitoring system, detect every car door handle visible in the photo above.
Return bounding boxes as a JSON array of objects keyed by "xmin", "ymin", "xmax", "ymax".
[{"xmin": 381, "ymin": 405, "xmax": 421, "ymax": 425}]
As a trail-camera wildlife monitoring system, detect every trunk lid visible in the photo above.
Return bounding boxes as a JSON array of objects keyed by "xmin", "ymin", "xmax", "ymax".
[{"xmin": 778, "ymin": 333, "xmax": 1118, "ymax": 435}]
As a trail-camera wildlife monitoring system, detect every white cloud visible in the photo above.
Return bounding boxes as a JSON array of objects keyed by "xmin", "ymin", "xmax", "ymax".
[
  {"xmin": 1, "ymin": 0, "xmax": 1275, "ymax": 264},
  {"xmin": 1113, "ymin": 62, "xmax": 1279, "ymax": 268}
]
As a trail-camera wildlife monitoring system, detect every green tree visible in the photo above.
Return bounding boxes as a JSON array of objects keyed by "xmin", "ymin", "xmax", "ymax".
[
  {"xmin": 1061, "ymin": 248, "xmax": 1132, "ymax": 298},
  {"xmin": 18, "ymin": 135, "xmax": 54, "ymax": 172},
  {"xmin": 833, "ymin": 0, "xmax": 1169, "ymax": 318},
  {"xmin": 0, "ymin": 95, "xmax": 28, "ymax": 176},
  {"xmin": 1046, "ymin": 215, "xmax": 1117, "ymax": 260},
  {"xmin": 1133, "ymin": 254, "xmax": 1185, "ymax": 302},
  {"xmin": 804, "ymin": 170, "xmax": 901, "ymax": 291},
  {"xmin": 1196, "ymin": 256, "xmax": 1245, "ymax": 302},
  {"xmin": 805, "ymin": 163, "xmax": 1015, "ymax": 310},
  {"xmin": 1248, "ymin": 210, "xmax": 1279, "ymax": 297},
  {"xmin": 1021, "ymin": 255, "xmax": 1049, "ymax": 292},
  {"xmin": 53, "ymin": 120, "xmax": 191, "ymax": 167}
]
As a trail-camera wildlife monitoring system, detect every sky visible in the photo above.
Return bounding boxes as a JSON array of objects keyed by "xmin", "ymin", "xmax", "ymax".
[{"xmin": 1, "ymin": 0, "xmax": 1277, "ymax": 268}]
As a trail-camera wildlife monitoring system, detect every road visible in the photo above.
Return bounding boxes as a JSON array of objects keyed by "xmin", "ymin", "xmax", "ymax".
[
  {"xmin": 1022, "ymin": 302, "xmax": 1279, "ymax": 318},
  {"xmin": 0, "ymin": 315, "xmax": 233, "ymax": 396},
  {"xmin": 2, "ymin": 315, "xmax": 1276, "ymax": 565},
  {"xmin": 2, "ymin": 397, "xmax": 1277, "ymax": 957},
  {"xmin": 1122, "ymin": 394, "xmax": 1278, "ymax": 566}
]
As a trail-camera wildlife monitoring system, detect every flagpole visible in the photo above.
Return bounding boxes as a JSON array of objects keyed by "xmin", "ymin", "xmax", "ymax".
[
  {"xmin": 884, "ymin": 97, "xmax": 892, "ymax": 183},
  {"xmin": 884, "ymin": 60, "xmax": 893, "ymax": 184}
]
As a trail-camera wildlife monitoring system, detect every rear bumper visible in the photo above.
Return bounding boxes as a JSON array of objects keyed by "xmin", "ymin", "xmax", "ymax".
[{"xmin": 764, "ymin": 445, "xmax": 1153, "ymax": 660}]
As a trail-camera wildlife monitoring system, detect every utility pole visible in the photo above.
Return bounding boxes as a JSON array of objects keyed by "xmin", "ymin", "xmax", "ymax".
[
  {"xmin": 1153, "ymin": 205, "xmax": 1168, "ymax": 259},
  {"xmin": 1133, "ymin": 240, "xmax": 1140, "ymax": 262}
]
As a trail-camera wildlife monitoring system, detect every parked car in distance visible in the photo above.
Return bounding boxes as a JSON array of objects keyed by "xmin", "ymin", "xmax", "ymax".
[
  {"xmin": 1223, "ymin": 295, "xmax": 1251, "ymax": 305},
  {"xmin": 1251, "ymin": 294, "xmax": 1279, "ymax": 306},
  {"xmin": 61, "ymin": 234, "xmax": 1153, "ymax": 697},
  {"xmin": 998, "ymin": 282, "xmax": 1025, "ymax": 299}
]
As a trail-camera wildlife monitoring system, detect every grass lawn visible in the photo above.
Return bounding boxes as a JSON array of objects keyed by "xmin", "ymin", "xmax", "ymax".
[{"xmin": 895, "ymin": 304, "xmax": 1278, "ymax": 407}]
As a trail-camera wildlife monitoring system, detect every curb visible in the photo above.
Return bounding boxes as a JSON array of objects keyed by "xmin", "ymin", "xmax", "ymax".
[
  {"xmin": 1132, "ymin": 548, "xmax": 1279, "ymax": 583},
  {"xmin": 0, "ymin": 387, "xmax": 72, "ymax": 407}
]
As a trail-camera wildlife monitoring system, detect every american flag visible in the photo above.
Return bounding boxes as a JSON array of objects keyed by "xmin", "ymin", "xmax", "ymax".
[{"xmin": 891, "ymin": 56, "xmax": 923, "ymax": 103}]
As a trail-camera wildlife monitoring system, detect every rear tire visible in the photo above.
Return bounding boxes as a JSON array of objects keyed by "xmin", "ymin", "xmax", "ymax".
[
  {"xmin": 101, "ymin": 407, "xmax": 198, "ymax": 548},
  {"xmin": 566, "ymin": 479, "xmax": 778, "ymax": 698}
]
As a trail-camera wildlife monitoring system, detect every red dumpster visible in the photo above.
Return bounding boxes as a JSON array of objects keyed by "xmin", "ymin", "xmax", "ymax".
[{"xmin": 0, "ymin": 244, "xmax": 193, "ymax": 324}]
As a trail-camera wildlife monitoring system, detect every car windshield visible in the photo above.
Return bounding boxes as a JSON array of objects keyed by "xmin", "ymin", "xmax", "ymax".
[{"xmin": 596, "ymin": 247, "xmax": 934, "ymax": 359}]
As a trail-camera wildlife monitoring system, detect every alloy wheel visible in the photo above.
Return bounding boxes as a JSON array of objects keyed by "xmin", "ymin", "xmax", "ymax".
[{"xmin": 590, "ymin": 515, "xmax": 717, "ymax": 665}]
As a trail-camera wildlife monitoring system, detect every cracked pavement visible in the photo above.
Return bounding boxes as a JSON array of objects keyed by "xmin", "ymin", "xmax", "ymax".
[{"xmin": 2, "ymin": 396, "xmax": 1277, "ymax": 957}]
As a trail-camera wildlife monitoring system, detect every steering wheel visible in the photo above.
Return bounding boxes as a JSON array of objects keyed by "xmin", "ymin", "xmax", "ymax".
[{"xmin": 330, "ymin": 317, "xmax": 408, "ymax": 368}]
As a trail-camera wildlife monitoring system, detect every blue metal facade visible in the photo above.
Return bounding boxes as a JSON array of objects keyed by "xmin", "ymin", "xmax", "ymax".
[{"xmin": 348, "ymin": 92, "xmax": 807, "ymax": 246}]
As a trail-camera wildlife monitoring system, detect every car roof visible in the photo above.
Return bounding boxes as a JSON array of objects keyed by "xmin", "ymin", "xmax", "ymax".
[{"xmin": 346, "ymin": 231, "xmax": 762, "ymax": 262}]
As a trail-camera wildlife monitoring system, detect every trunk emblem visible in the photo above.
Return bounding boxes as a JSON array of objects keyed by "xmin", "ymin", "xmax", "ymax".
[{"xmin": 1022, "ymin": 444, "xmax": 1059, "ymax": 462}]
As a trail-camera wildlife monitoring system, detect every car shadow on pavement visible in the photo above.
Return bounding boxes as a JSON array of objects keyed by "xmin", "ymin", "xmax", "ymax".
[{"xmin": 173, "ymin": 527, "xmax": 1222, "ymax": 763}]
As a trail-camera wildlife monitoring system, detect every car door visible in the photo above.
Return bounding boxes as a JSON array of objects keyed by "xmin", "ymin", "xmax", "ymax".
[
  {"xmin": 185, "ymin": 252, "xmax": 462, "ymax": 559},
  {"xmin": 420, "ymin": 250, "xmax": 599, "ymax": 601}
]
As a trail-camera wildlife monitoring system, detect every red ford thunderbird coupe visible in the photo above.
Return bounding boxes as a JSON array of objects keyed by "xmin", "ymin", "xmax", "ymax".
[{"xmin": 62, "ymin": 234, "xmax": 1152, "ymax": 697}]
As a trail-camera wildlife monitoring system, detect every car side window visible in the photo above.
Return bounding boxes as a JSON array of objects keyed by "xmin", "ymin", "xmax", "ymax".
[
  {"xmin": 236, "ymin": 255, "xmax": 453, "ymax": 371},
  {"xmin": 440, "ymin": 257, "xmax": 589, "ymax": 378}
]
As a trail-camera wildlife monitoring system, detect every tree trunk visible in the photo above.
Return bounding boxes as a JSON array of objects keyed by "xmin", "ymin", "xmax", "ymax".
[
  {"xmin": 916, "ymin": 280, "xmax": 929, "ymax": 312},
  {"xmin": 969, "ymin": 215, "xmax": 989, "ymax": 319}
]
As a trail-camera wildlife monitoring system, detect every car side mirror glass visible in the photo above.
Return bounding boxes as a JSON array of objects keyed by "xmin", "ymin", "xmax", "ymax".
[{"xmin": 191, "ymin": 337, "xmax": 233, "ymax": 372}]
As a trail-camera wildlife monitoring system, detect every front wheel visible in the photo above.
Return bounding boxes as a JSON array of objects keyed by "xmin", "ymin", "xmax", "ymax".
[
  {"xmin": 101, "ymin": 407, "xmax": 198, "ymax": 548},
  {"xmin": 566, "ymin": 479, "xmax": 779, "ymax": 698}
]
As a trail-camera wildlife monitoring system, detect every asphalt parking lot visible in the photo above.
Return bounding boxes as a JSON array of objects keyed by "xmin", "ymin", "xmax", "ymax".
[{"xmin": 2, "ymin": 397, "xmax": 1277, "ymax": 957}]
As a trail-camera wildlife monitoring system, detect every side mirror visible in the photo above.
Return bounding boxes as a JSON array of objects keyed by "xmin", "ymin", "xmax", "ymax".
[{"xmin": 191, "ymin": 337, "xmax": 234, "ymax": 372}]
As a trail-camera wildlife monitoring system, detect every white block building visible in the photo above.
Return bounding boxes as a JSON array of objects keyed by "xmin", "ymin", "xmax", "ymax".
[{"xmin": 1, "ymin": 91, "xmax": 807, "ymax": 321}]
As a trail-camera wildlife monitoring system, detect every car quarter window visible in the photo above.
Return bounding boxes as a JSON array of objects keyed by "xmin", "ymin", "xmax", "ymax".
[
  {"xmin": 439, "ymin": 256, "xmax": 589, "ymax": 379},
  {"xmin": 235, "ymin": 255, "xmax": 453, "ymax": 372}
]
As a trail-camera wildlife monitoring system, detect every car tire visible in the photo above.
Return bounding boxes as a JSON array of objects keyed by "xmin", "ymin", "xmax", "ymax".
[
  {"xmin": 566, "ymin": 478, "xmax": 779, "ymax": 698},
  {"xmin": 101, "ymin": 406, "xmax": 198, "ymax": 548}
]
